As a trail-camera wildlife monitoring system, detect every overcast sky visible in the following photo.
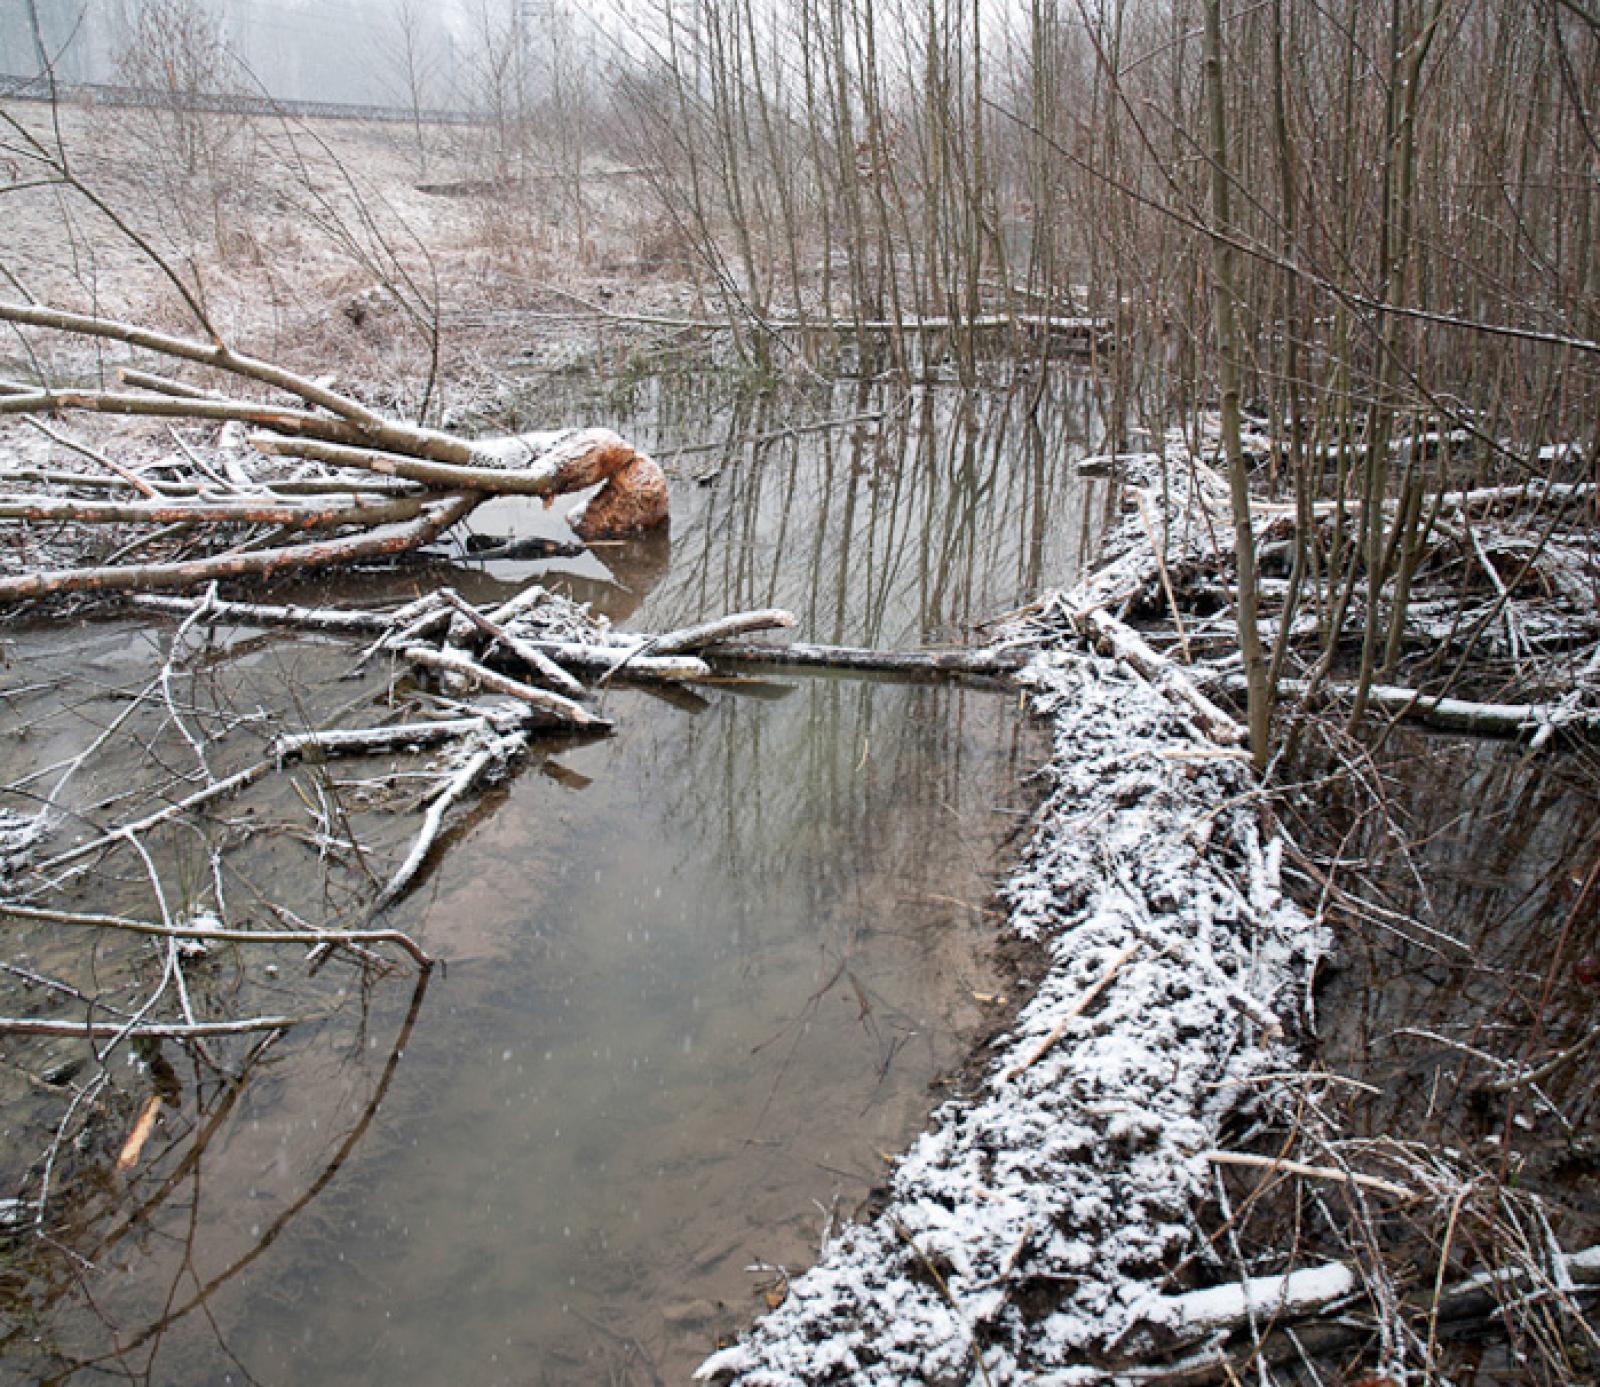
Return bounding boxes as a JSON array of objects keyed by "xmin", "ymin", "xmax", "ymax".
[{"xmin": 0, "ymin": 0, "xmax": 513, "ymax": 107}]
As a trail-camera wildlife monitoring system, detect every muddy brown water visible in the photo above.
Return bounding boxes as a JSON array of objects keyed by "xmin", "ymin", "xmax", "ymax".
[
  {"xmin": 0, "ymin": 376, "xmax": 1106, "ymax": 1383},
  {"xmin": 1310, "ymin": 730, "xmax": 1600, "ymax": 1207},
  {"xmin": 1282, "ymin": 730, "xmax": 1600, "ymax": 1384}
]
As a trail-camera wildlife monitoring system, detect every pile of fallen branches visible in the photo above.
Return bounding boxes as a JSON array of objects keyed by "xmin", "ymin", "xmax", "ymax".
[
  {"xmin": 0, "ymin": 579, "xmax": 804, "ymax": 1254},
  {"xmin": 4, "ymin": 583, "xmax": 799, "ymax": 905},
  {"xmin": 698, "ymin": 444, "xmax": 1600, "ymax": 1386},
  {"xmin": 0, "ymin": 299, "xmax": 670, "ymax": 607},
  {"xmin": 1072, "ymin": 437, "xmax": 1600, "ymax": 749}
]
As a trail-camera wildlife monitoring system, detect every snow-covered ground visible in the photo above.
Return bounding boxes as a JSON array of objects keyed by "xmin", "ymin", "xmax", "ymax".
[{"xmin": 697, "ymin": 462, "xmax": 1329, "ymax": 1384}]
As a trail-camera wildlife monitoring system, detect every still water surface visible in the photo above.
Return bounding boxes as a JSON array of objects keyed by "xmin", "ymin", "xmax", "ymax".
[{"xmin": 2, "ymin": 376, "xmax": 1106, "ymax": 1383}]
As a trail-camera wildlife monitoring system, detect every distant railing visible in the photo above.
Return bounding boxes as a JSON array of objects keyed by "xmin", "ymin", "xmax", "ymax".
[{"xmin": 0, "ymin": 73, "xmax": 475, "ymax": 125}]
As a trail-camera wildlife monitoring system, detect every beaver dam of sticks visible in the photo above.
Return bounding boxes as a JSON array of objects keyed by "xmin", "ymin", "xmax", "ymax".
[
  {"xmin": 2, "ymin": 87, "xmax": 1599, "ymax": 1387},
  {"xmin": 2, "ymin": 355, "xmax": 1598, "ymax": 1385}
]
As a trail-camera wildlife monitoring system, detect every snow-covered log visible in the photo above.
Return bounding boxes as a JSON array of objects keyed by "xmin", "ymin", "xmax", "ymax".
[
  {"xmin": 1074, "ymin": 605, "xmax": 1245, "ymax": 745},
  {"xmin": 1120, "ymin": 1243, "xmax": 1600, "ymax": 1379},
  {"xmin": 1159, "ymin": 1261, "xmax": 1358, "ymax": 1339},
  {"xmin": 0, "ymin": 492, "xmax": 481, "ymax": 603},
  {"xmin": 1246, "ymin": 675, "xmax": 1600, "ymax": 742}
]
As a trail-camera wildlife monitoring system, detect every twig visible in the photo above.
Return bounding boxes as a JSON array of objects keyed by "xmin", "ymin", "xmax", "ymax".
[
  {"xmin": 27, "ymin": 716, "xmax": 496, "ymax": 877},
  {"xmin": 114, "ymin": 1096, "xmax": 164, "ymax": 1173},
  {"xmin": 20, "ymin": 416, "xmax": 159, "ymax": 496},
  {"xmin": 887, "ymin": 1215, "xmax": 996, "ymax": 1387},
  {"xmin": 1486, "ymin": 1022, "xmax": 1600, "ymax": 1095},
  {"xmin": 1203, "ymin": 1149, "xmax": 1416, "ymax": 1201},
  {"xmin": 31, "ymin": 758, "xmax": 276, "ymax": 874},
  {"xmin": 1136, "ymin": 490, "xmax": 1193, "ymax": 663},
  {"xmin": 0, "ymin": 1015, "xmax": 310, "ymax": 1039},
  {"xmin": 1005, "ymin": 940, "xmax": 1143, "ymax": 1079},
  {"xmin": 0, "ymin": 901, "xmax": 434, "ymax": 968}
]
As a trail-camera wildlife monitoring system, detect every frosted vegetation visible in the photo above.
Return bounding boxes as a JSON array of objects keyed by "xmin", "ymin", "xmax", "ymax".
[{"xmin": 2, "ymin": 0, "xmax": 1599, "ymax": 1381}]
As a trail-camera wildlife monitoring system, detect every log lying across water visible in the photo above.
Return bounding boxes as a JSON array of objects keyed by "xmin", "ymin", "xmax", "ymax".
[
  {"xmin": 131, "ymin": 593, "xmax": 1031, "ymax": 681},
  {"xmin": 705, "ymin": 638, "xmax": 1030, "ymax": 678}
]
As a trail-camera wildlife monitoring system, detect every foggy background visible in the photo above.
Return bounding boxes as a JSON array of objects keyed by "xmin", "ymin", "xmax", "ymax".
[{"xmin": 0, "ymin": 0, "xmax": 490, "ymax": 108}]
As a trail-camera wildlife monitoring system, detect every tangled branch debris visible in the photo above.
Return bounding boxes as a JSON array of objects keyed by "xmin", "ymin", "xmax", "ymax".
[
  {"xmin": 0, "ymin": 578, "xmax": 802, "ymax": 1250},
  {"xmin": 0, "ymin": 297, "xmax": 670, "ymax": 607},
  {"xmin": 697, "ymin": 438, "xmax": 1600, "ymax": 1384}
]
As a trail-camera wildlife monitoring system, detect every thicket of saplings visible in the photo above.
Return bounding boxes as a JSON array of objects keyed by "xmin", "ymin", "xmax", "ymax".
[{"xmin": 93, "ymin": 0, "xmax": 1600, "ymax": 759}]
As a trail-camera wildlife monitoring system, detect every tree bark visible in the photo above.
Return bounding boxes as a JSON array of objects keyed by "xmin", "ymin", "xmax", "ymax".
[
  {"xmin": 1203, "ymin": 0, "xmax": 1271, "ymax": 770},
  {"xmin": 0, "ymin": 492, "xmax": 481, "ymax": 603}
]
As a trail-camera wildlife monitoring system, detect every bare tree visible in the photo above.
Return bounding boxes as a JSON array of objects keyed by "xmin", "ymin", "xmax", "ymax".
[
  {"xmin": 113, "ymin": 0, "xmax": 239, "ymax": 178},
  {"xmin": 384, "ymin": 0, "xmax": 442, "ymax": 179}
]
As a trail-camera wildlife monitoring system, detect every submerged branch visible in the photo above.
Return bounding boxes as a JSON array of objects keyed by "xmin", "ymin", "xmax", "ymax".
[
  {"xmin": 0, "ymin": 1014, "xmax": 309, "ymax": 1040},
  {"xmin": 0, "ymin": 901, "xmax": 434, "ymax": 968},
  {"xmin": 370, "ymin": 734, "xmax": 515, "ymax": 913}
]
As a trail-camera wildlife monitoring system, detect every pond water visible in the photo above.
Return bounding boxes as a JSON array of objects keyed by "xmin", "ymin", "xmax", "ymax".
[
  {"xmin": 1308, "ymin": 732, "xmax": 1600, "ymax": 1208},
  {"xmin": 0, "ymin": 374, "xmax": 1108, "ymax": 1383}
]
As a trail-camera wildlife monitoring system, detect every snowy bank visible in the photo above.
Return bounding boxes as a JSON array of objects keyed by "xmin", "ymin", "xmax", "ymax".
[{"xmin": 697, "ymin": 453, "xmax": 1328, "ymax": 1384}]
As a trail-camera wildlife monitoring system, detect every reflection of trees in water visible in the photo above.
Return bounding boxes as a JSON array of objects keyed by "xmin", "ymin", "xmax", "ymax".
[
  {"xmin": 637, "ymin": 376, "xmax": 1102, "ymax": 646},
  {"xmin": 544, "ymin": 374, "xmax": 1083, "ymax": 1008},
  {"xmin": 1309, "ymin": 736, "xmax": 1600, "ymax": 1139},
  {"xmin": 429, "ymin": 374, "xmax": 1104, "ymax": 647},
  {"xmin": 616, "ymin": 670, "xmax": 1038, "ymax": 978},
  {"xmin": 6, "ymin": 972, "xmax": 430, "ymax": 1385},
  {"xmin": 435, "ymin": 373, "xmax": 1082, "ymax": 972}
]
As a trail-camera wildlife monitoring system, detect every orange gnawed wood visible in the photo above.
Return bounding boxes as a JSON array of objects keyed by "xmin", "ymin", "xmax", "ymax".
[{"xmin": 115, "ymin": 1095, "xmax": 164, "ymax": 1173}]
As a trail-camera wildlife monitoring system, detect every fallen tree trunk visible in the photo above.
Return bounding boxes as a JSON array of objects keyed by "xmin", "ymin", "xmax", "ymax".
[
  {"xmin": 0, "ymin": 298, "xmax": 671, "ymax": 606},
  {"xmin": 246, "ymin": 427, "xmax": 667, "ymax": 537},
  {"xmin": 129, "ymin": 593, "xmax": 720, "ymax": 682},
  {"xmin": 131, "ymin": 593, "xmax": 390, "ymax": 635},
  {"xmin": 648, "ymin": 609, "xmax": 798, "ymax": 654},
  {"xmin": 126, "ymin": 593, "xmax": 1022, "ymax": 681},
  {"xmin": 0, "ymin": 492, "xmax": 482, "ymax": 603}
]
